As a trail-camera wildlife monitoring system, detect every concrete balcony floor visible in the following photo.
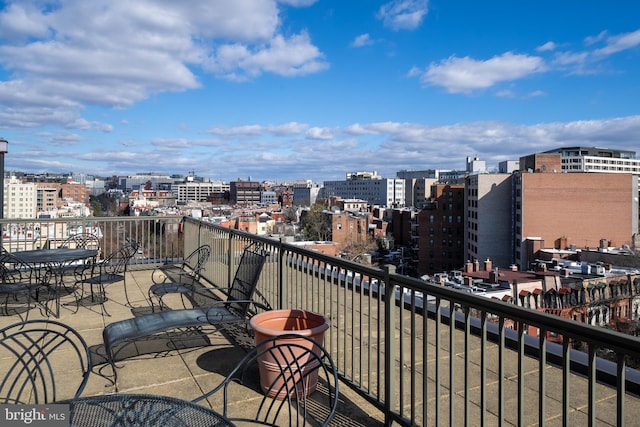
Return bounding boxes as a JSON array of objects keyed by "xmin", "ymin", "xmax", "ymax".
[
  {"xmin": 4, "ymin": 266, "xmax": 640, "ymax": 426},
  {"xmin": 0, "ymin": 268, "xmax": 385, "ymax": 426}
]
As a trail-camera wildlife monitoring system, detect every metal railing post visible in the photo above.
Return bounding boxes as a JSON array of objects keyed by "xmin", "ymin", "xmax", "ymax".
[
  {"xmin": 278, "ymin": 237, "xmax": 285, "ymax": 310},
  {"xmin": 383, "ymin": 264, "xmax": 396, "ymax": 426},
  {"xmin": 227, "ymin": 232, "xmax": 234, "ymax": 286}
]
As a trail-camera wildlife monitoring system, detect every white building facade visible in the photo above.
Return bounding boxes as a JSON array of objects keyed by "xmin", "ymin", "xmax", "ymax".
[
  {"xmin": 323, "ymin": 171, "xmax": 405, "ymax": 207},
  {"xmin": 4, "ymin": 176, "xmax": 38, "ymax": 219},
  {"xmin": 176, "ymin": 181, "xmax": 229, "ymax": 203}
]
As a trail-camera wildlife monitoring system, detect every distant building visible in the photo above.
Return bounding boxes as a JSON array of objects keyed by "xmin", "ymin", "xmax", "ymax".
[
  {"xmin": 323, "ymin": 171, "xmax": 405, "ymax": 207},
  {"xmin": 336, "ymin": 198, "xmax": 368, "ymax": 213},
  {"xmin": 61, "ymin": 179, "xmax": 91, "ymax": 205},
  {"xmin": 325, "ymin": 210, "xmax": 368, "ymax": 250},
  {"xmin": 36, "ymin": 183, "xmax": 60, "ymax": 214},
  {"xmin": 176, "ymin": 181, "xmax": 229, "ymax": 203},
  {"xmin": 514, "ymin": 171, "xmax": 637, "ymax": 270},
  {"xmin": 391, "ymin": 208, "xmax": 416, "ymax": 248},
  {"xmin": 260, "ymin": 190, "xmax": 278, "ymax": 206},
  {"xmin": 466, "ymin": 156, "xmax": 486, "ymax": 174},
  {"xmin": 118, "ymin": 173, "xmax": 173, "ymax": 192},
  {"xmin": 85, "ymin": 178, "xmax": 107, "ymax": 196},
  {"xmin": 292, "ymin": 182, "xmax": 321, "ymax": 207},
  {"xmin": 417, "ymin": 183, "xmax": 465, "ymax": 276},
  {"xmin": 230, "ymin": 181, "xmax": 261, "ymax": 205},
  {"xmin": 544, "ymin": 146, "xmax": 639, "ymax": 174},
  {"xmin": 498, "ymin": 160, "xmax": 520, "ymax": 174},
  {"xmin": 4, "ymin": 176, "xmax": 37, "ymax": 219},
  {"xmin": 465, "ymin": 173, "xmax": 513, "ymax": 269},
  {"xmin": 277, "ymin": 190, "xmax": 293, "ymax": 207}
]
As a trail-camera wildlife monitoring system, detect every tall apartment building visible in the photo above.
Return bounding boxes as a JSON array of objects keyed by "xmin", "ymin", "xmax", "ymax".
[
  {"xmin": 463, "ymin": 153, "xmax": 638, "ymax": 271},
  {"xmin": 417, "ymin": 183, "xmax": 465, "ymax": 276},
  {"xmin": 323, "ymin": 171, "xmax": 405, "ymax": 207},
  {"xmin": 36, "ymin": 183, "xmax": 60, "ymax": 214},
  {"xmin": 4, "ymin": 176, "xmax": 37, "ymax": 219},
  {"xmin": 514, "ymin": 171, "xmax": 637, "ymax": 269},
  {"xmin": 464, "ymin": 173, "xmax": 514, "ymax": 269}
]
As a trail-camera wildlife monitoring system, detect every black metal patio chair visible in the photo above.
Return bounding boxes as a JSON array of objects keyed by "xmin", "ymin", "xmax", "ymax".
[
  {"xmin": 0, "ymin": 250, "xmax": 48, "ymax": 322},
  {"xmin": 0, "ymin": 319, "xmax": 92, "ymax": 404},
  {"xmin": 102, "ymin": 244, "xmax": 268, "ymax": 388},
  {"xmin": 148, "ymin": 244, "xmax": 211, "ymax": 311},
  {"xmin": 58, "ymin": 232, "xmax": 101, "ymax": 251},
  {"xmin": 73, "ymin": 241, "xmax": 138, "ymax": 316},
  {"xmin": 58, "ymin": 232, "xmax": 101, "ymax": 287},
  {"xmin": 192, "ymin": 333, "xmax": 339, "ymax": 427}
]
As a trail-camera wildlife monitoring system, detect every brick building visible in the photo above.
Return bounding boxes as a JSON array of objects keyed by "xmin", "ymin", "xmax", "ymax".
[
  {"xmin": 417, "ymin": 183, "xmax": 465, "ymax": 276},
  {"xmin": 514, "ymin": 171, "xmax": 637, "ymax": 269},
  {"xmin": 61, "ymin": 180, "xmax": 91, "ymax": 205},
  {"xmin": 326, "ymin": 211, "xmax": 368, "ymax": 250}
]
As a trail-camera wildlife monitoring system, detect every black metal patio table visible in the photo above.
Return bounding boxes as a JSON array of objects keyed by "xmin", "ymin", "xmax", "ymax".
[
  {"xmin": 67, "ymin": 393, "xmax": 235, "ymax": 426},
  {"xmin": 13, "ymin": 248, "xmax": 98, "ymax": 317}
]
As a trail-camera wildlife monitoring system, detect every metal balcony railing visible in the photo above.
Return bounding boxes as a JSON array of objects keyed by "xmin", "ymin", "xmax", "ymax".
[
  {"xmin": 183, "ymin": 217, "xmax": 640, "ymax": 427},
  {"xmin": 0, "ymin": 216, "xmax": 184, "ymax": 269},
  {"xmin": 2, "ymin": 215, "xmax": 640, "ymax": 426}
]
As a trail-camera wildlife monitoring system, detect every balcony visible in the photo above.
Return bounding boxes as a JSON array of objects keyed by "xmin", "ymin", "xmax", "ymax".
[{"xmin": 1, "ymin": 216, "xmax": 640, "ymax": 426}]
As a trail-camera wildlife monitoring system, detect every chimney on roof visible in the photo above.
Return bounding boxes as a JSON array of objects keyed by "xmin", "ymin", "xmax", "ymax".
[
  {"xmin": 484, "ymin": 258, "xmax": 492, "ymax": 272},
  {"xmin": 473, "ymin": 259, "xmax": 480, "ymax": 272},
  {"xmin": 489, "ymin": 268, "xmax": 498, "ymax": 284},
  {"xmin": 465, "ymin": 260, "xmax": 473, "ymax": 273}
]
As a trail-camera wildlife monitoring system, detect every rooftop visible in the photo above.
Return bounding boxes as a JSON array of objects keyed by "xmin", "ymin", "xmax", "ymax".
[{"xmin": 0, "ymin": 267, "xmax": 384, "ymax": 426}]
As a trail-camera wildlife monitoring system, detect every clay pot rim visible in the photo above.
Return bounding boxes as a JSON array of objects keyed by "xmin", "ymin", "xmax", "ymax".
[{"xmin": 250, "ymin": 309, "xmax": 330, "ymax": 337}]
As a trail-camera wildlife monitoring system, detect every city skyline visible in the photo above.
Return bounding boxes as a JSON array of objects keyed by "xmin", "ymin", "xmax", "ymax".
[{"xmin": 0, "ymin": 1, "xmax": 639, "ymax": 182}]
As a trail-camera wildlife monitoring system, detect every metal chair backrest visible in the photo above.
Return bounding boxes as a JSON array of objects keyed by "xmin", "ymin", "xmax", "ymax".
[
  {"xmin": 225, "ymin": 246, "xmax": 266, "ymax": 318},
  {"xmin": 182, "ymin": 244, "xmax": 211, "ymax": 278},
  {"xmin": 0, "ymin": 319, "xmax": 92, "ymax": 404},
  {"xmin": 101, "ymin": 242, "xmax": 138, "ymax": 277},
  {"xmin": 0, "ymin": 251, "xmax": 34, "ymax": 284},
  {"xmin": 59, "ymin": 232, "xmax": 101, "ymax": 251},
  {"xmin": 193, "ymin": 333, "xmax": 339, "ymax": 426}
]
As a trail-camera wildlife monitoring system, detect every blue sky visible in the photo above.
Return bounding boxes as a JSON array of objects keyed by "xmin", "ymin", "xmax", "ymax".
[{"xmin": 0, "ymin": 0, "xmax": 639, "ymax": 182}]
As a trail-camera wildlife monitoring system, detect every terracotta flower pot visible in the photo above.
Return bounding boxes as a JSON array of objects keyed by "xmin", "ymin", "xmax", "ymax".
[{"xmin": 249, "ymin": 309, "xmax": 330, "ymax": 399}]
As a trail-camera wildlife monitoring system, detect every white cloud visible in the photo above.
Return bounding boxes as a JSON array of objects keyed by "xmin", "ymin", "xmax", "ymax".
[
  {"xmin": 585, "ymin": 30, "xmax": 608, "ymax": 46},
  {"xmin": 593, "ymin": 28, "xmax": 640, "ymax": 56},
  {"xmin": 351, "ymin": 34, "xmax": 374, "ymax": 48},
  {"xmin": 306, "ymin": 127, "xmax": 335, "ymax": 140},
  {"xmin": 0, "ymin": 0, "xmax": 326, "ymax": 127},
  {"xmin": 536, "ymin": 41, "xmax": 557, "ymax": 52},
  {"xmin": 277, "ymin": 0, "xmax": 318, "ymax": 6},
  {"xmin": 377, "ymin": 0, "xmax": 429, "ymax": 31},
  {"xmin": 8, "ymin": 115, "xmax": 640, "ymax": 181},
  {"xmin": 552, "ymin": 51, "xmax": 589, "ymax": 66},
  {"xmin": 417, "ymin": 52, "xmax": 546, "ymax": 93}
]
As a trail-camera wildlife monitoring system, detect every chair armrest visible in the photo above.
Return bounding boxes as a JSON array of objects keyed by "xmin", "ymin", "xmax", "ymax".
[{"xmin": 206, "ymin": 299, "xmax": 271, "ymax": 312}]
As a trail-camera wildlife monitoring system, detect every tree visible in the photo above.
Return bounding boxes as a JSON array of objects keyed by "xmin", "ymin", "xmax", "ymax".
[
  {"xmin": 283, "ymin": 206, "xmax": 298, "ymax": 223},
  {"xmin": 91, "ymin": 200, "xmax": 101, "ymax": 217},
  {"xmin": 301, "ymin": 204, "xmax": 331, "ymax": 241}
]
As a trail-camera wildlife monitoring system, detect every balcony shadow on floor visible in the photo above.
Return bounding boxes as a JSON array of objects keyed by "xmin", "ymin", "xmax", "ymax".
[
  {"xmin": 88, "ymin": 331, "xmax": 216, "ymax": 383},
  {"xmin": 195, "ymin": 346, "xmax": 384, "ymax": 427}
]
